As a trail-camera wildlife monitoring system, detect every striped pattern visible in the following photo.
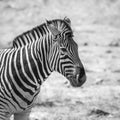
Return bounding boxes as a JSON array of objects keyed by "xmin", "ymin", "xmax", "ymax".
[
  {"xmin": 12, "ymin": 19, "xmax": 72, "ymax": 48},
  {"xmin": 13, "ymin": 24, "xmax": 48, "ymax": 48},
  {"xmin": 0, "ymin": 18, "xmax": 86, "ymax": 120},
  {"xmin": 0, "ymin": 41, "xmax": 52, "ymax": 119}
]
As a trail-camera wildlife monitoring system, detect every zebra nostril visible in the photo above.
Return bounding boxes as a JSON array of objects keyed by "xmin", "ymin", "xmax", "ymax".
[{"xmin": 74, "ymin": 66, "xmax": 86, "ymax": 82}]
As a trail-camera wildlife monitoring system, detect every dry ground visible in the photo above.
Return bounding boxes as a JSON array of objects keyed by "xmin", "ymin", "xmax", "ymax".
[{"xmin": 0, "ymin": 0, "xmax": 120, "ymax": 120}]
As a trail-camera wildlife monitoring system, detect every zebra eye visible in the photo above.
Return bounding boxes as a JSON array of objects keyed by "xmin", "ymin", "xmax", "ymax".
[
  {"xmin": 53, "ymin": 35, "xmax": 58, "ymax": 41},
  {"xmin": 60, "ymin": 47, "xmax": 67, "ymax": 53},
  {"xmin": 53, "ymin": 34, "xmax": 62, "ymax": 42}
]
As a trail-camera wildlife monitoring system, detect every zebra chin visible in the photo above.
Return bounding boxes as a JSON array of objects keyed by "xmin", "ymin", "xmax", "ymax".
[{"xmin": 68, "ymin": 74, "xmax": 86, "ymax": 87}]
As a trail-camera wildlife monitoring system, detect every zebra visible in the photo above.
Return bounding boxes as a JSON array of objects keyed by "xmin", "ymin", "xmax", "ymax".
[{"xmin": 0, "ymin": 18, "xmax": 86, "ymax": 120}]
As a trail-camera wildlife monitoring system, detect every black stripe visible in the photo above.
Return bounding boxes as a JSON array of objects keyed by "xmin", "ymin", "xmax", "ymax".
[
  {"xmin": 16, "ymin": 49, "xmax": 37, "ymax": 89},
  {"xmin": 18, "ymin": 37, "xmax": 22, "ymax": 47},
  {"xmin": 31, "ymin": 29, "xmax": 36, "ymax": 40},
  {"xmin": 27, "ymin": 47, "xmax": 40, "ymax": 85},
  {"xmin": 21, "ymin": 36, "xmax": 26, "ymax": 45},
  {"xmin": 38, "ymin": 27, "xmax": 44, "ymax": 36},
  {"xmin": 36, "ymin": 53, "xmax": 45, "ymax": 80},
  {"xmin": 6, "ymin": 52, "xmax": 25, "ymax": 109},
  {"xmin": 22, "ymin": 48, "xmax": 36, "ymax": 83},
  {"xmin": 11, "ymin": 51, "xmax": 34, "ymax": 95},
  {"xmin": 41, "ymin": 40, "xmax": 50, "ymax": 76},
  {"xmin": 35, "ymin": 28, "xmax": 40, "ymax": 38},
  {"xmin": 25, "ymin": 34, "xmax": 30, "ymax": 44},
  {"xmin": 7, "ymin": 61, "xmax": 31, "ymax": 107},
  {"xmin": 42, "ymin": 26, "xmax": 46, "ymax": 35}
]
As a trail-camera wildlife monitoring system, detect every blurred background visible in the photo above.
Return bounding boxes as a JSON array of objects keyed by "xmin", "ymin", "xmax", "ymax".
[{"xmin": 0, "ymin": 0, "xmax": 120, "ymax": 120}]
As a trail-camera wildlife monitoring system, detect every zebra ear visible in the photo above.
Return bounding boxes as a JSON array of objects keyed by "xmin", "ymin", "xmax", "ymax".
[
  {"xmin": 46, "ymin": 20, "xmax": 60, "ymax": 36},
  {"xmin": 64, "ymin": 17, "xmax": 71, "ymax": 26}
]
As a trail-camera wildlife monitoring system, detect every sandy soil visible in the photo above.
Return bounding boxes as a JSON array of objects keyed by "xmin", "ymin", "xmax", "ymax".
[{"xmin": 0, "ymin": 0, "xmax": 120, "ymax": 120}]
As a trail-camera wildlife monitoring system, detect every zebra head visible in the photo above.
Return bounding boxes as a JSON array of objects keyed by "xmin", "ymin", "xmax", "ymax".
[{"xmin": 47, "ymin": 17, "xmax": 86, "ymax": 87}]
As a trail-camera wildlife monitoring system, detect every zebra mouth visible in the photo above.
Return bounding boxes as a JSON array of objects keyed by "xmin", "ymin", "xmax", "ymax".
[
  {"xmin": 67, "ymin": 74, "xmax": 86, "ymax": 87},
  {"xmin": 67, "ymin": 75, "xmax": 79, "ymax": 87}
]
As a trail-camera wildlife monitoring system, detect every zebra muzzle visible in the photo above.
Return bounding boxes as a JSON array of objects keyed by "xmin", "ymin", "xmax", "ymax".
[{"xmin": 68, "ymin": 67, "xmax": 86, "ymax": 87}]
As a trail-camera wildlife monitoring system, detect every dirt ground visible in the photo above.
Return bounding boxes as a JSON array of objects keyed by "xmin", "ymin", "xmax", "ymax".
[{"xmin": 0, "ymin": 0, "xmax": 120, "ymax": 120}]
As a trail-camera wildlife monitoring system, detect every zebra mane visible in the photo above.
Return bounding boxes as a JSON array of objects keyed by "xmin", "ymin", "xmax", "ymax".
[
  {"xmin": 12, "ymin": 23, "xmax": 47, "ymax": 48},
  {"xmin": 12, "ymin": 18, "xmax": 72, "ymax": 48}
]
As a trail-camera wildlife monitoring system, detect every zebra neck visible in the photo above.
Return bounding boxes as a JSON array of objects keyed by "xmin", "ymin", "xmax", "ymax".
[{"xmin": 35, "ymin": 40, "xmax": 53, "ymax": 82}]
